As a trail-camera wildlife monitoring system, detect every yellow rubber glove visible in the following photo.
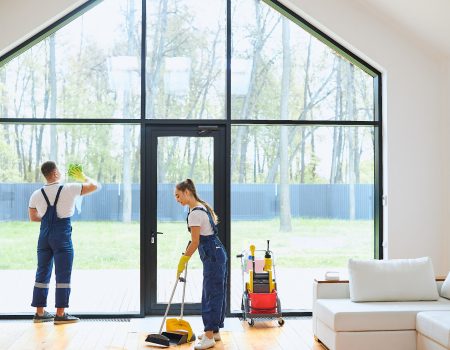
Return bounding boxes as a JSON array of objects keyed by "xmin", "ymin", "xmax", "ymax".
[{"xmin": 177, "ymin": 255, "xmax": 191, "ymax": 277}]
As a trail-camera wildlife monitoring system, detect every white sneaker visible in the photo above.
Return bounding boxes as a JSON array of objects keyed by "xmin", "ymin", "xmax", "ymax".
[
  {"xmin": 198, "ymin": 332, "xmax": 221, "ymax": 341},
  {"xmin": 194, "ymin": 336, "xmax": 216, "ymax": 349}
]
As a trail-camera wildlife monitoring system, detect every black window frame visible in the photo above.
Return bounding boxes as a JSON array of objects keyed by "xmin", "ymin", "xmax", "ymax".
[{"xmin": 0, "ymin": 0, "xmax": 382, "ymax": 319}]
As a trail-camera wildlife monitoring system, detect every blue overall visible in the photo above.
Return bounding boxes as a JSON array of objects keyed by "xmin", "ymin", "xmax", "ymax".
[
  {"xmin": 31, "ymin": 185, "xmax": 74, "ymax": 308},
  {"xmin": 188, "ymin": 207, "xmax": 228, "ymax": 332}
]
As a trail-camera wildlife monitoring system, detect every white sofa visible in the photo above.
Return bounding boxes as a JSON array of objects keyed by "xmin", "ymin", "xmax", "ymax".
[{"xmin": 313, "ymin": 278, "xmax": 450, "ymax": 350}]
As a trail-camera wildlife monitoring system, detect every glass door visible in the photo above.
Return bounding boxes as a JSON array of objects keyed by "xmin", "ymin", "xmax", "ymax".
[{"xmin": 144, "ymin": 125, "xmax": 226, "ymax": 315}]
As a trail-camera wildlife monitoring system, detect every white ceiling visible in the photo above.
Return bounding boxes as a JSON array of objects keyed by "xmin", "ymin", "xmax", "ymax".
[{"xmin": 355, "ymin": 0, "xmax": 450, "ymax": 58}]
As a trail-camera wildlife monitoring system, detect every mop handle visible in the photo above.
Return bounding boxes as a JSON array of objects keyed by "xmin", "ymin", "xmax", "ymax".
[
  {"xmin": 179, "ymin": 240, "xmax": 191, "ymax": 320},
  {"xmin": 180, "ymin": 262, "xmax": 188, "ymax": 320},
  {"xmin": 158, "ymin": 277, "xmax": 179, "ymax": 334}
]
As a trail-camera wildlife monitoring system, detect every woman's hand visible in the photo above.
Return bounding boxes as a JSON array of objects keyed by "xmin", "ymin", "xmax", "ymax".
[{"xmin": 177, "ymin": 255, "xmax": 191, "ymax": 277}]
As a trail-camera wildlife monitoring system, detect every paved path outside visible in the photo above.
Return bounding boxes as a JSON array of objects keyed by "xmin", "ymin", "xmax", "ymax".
[{"xmin": 0, "ymin": 267, "xmax": 347, "ymax": 314}]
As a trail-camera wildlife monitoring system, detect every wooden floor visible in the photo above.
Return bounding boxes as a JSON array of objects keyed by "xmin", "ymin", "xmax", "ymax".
[{"xmin": 0, "ymin": 316, "xmax": 325, "ymax": 350}]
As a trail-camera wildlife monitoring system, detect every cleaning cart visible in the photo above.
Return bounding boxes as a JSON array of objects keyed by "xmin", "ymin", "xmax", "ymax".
[{"xmin": 236, "ymin": 240, "xmax": 284, "ymax": 327}]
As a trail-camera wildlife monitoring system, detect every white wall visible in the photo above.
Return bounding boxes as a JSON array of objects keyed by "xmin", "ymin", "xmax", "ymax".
[
  {"xmin": 0, "ymin": 0, "xmax": 88, "ymax": 57},
  {"xmin": 1, "ymin": 0, "xmax": 449, "ymax": 273},
  {"xmin": 281, "ymin": 0, "xmax": 450, "ymax": 274}
]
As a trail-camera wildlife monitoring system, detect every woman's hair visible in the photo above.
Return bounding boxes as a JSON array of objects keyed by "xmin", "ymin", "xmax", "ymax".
[{"xmin": 176, "ymin": 178, "xmax": 218, "ymax": 224}]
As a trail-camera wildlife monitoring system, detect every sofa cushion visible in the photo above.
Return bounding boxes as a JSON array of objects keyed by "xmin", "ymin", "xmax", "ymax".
[
  {"xmin": 417, "ymin": 311, "xmax": 450, "ymax": 348},
  {"xmin": 315, "ymin": 298, "xmax": 450, "ymax": 332},
  {"xmin": 348, "ymin": 257, "xmax": 439, "ymax": 302},
  {"xmin": 441, "ymin": 272, "xmax": 450, "ymax": 299}
]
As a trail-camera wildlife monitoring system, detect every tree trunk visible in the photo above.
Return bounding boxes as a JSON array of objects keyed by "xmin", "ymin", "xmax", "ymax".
[
  {"xmin": 147, "ymin": 0, "xmax": 168, "ymax": 119},
  {"xmin": 0, "ymin": 70, "xmax": 10, "ymax": 145},
  {"xmin": 238, "ymin": 125, "xmax": 249, "ymax": 183},
  {"xmin": 189, "ymin": 138, "xmax": 200, "ymax": 179},
  {"xmin": 346, "ymin": 63, "xmax": 356, "ymax": 220},
  {"xmin": 330, "ymin": 59, "xmax": 344, "ymax": 184},
  {"xmin": 122, "ymin": 0, "xmax": 136, "ymax": 223},
  {"xmin": 49, "ymin": 34, "xmax": 58, "ymax": 162},
  {"xmin": 279, "ymin": 17, "xmax": 291, "ymax": 232},
  {"xmin": 231, "ymin": 0, "xmax": 265, "ymax": 181}
]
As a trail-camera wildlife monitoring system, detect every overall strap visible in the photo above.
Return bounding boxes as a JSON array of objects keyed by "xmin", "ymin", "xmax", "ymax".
[
  {"xmin": 187, "ymin": 207, "xmax": 218, "ymax": 235},
  {"xmin": 40, "ymin": 188, "xmax": 51, "ymax": 206},
  {"xmin": 53, "ymin": 185, "xmax": 64, "ymax": 206}
]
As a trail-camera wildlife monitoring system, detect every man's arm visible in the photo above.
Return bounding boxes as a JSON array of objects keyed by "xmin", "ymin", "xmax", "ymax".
[
  {"xmin": 28, "ymin": 208, "xmax": 41, "ymax": 222},
  {"xmin": 81, "ymin": 176, "xmax": 99, "ymax": 196}
]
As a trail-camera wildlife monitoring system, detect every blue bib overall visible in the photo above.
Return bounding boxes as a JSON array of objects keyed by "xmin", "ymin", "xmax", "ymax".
[
  {"xmin": 31, "ymin": 185, "xmax": 74, "ymax": 308},
  {"xmin": 187, "ymin": 207, "xmax": 228, "ymax": 332}
]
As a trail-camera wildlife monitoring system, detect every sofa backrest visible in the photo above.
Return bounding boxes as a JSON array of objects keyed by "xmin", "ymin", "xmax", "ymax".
[{"xmin": 313, "ymin": 279, "xmax": 444, "ymax": 301}]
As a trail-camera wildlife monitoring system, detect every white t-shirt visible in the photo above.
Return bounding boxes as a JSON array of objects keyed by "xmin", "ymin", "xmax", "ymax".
[
  {"xmin": 188, "ymin": 205, "xmax": 215, "ymax": 236},
  {"xmin": 28, "ymin": 182, "xmax": 82, "ymax": 219}
]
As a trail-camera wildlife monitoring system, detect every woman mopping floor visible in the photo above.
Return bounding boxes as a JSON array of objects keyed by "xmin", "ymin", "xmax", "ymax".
[{"xmin": 174, "ymin": 179, "xmax": 228, "ymax": 350}]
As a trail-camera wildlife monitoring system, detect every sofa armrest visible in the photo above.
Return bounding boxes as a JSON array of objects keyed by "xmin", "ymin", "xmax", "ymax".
[
  {"xmin": 313, "ymin": 279, "xmax": 350, "ymax": 337},
  {"xmin": 313, "ymin": 279, "xmax": 350, "ymax": 300}
]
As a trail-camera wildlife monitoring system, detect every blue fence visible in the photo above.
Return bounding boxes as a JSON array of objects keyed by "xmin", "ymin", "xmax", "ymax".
[{"xmin": 0, "ymin": 183, "xmax": 373, "ymax": 221}]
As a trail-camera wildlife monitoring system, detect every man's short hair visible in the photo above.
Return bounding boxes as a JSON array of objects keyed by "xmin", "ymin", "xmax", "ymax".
[{"xmin": 41, "ymin": 161, "xmax": 57, "ymax": 178}]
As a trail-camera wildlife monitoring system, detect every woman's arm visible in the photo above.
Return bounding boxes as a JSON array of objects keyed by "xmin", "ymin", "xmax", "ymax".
[{"xmin": 185, "ymin": 226, "xmax": 200, "ymax": 256}]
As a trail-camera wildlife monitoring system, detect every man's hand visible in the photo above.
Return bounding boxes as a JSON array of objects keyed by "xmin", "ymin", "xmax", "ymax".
[
  {"xmin": 68, "ymin": 163, "xmax": 87, "ymax": 182},
  {"xmin": 81, "ymin": 176, "xmax": 99, "ymax": 196},
  {"xmin": 177, "ymin": 255, "xmax": 191, "ymax": 277}
]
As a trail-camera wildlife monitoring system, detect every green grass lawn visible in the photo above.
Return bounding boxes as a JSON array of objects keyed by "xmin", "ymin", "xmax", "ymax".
[{"xmin": 0, "ymin": 219, "xmax": 373, "ymax": 270}]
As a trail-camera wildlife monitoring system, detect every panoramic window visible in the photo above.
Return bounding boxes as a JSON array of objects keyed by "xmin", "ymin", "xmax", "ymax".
[
  {"xmin": 0, "ymin": 124, "xmax": 140, "ymax": 314},
  {"xmin": 0, "ymin": 0, "xmax": 380, "ymax": 315},
  {"xmin": 146, "ymin": 0, "xmax": 226, "ymax": 119},
  {"xmin": 231, "ymin": 0, "xmax": 374, "ymax": 121},
  {"xmin": 229, "ymin": 0, "xmax": 378, "ymax": 312},
  {"xmin": 0, "ymin": 0, "xmax": 141, "ymax": 119},
  {"xmin": 230, "ymin": 125, "xmax": 374, "ymax": 311}
]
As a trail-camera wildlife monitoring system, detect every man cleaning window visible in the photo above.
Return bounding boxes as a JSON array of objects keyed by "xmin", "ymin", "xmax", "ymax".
[{"xmin": 28, "ymin": 161, "xmax": 99, "ymax": 324}]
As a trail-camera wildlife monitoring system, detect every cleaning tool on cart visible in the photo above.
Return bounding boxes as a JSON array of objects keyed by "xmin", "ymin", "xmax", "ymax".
[
  {"xmin": 236, "ymin": 240, "xmax": 284, "ymax": 327},
  {"xmin": 145, "ymin": 242, "xmax": 196, "ymax": 347}
]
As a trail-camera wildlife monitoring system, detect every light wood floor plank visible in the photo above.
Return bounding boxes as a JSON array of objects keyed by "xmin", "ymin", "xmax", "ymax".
[{"xmin": 0, "ymin": 317, "xmax": 326, "ymax": 350}]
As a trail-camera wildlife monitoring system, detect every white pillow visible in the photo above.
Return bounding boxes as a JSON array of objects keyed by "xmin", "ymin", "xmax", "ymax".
[
  {"xmin": 348, "ymin": 257, "xmax": 439, "ymax": 302},
  {"xmin": 441, "ymin": 272, "xmax": 450, "ymax": 299}
]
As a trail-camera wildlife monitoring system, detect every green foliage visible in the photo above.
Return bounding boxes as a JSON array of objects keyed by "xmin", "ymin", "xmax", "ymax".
[
  {"xmin": 0, "ymin": 219, "xmax": 372, "ymax": 270},
  {"xmin": 0, "ymin": 136, "xmax": 21, "ymax": 182}
]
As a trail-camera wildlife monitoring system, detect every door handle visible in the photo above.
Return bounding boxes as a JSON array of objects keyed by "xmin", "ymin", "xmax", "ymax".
[
  {"xmin": 197, "ymin": 125, "xmax": 218, "ymax": 135},
  {"xmin": 151, "ymin": 231, "xmax": 164, "ymax": 244}
]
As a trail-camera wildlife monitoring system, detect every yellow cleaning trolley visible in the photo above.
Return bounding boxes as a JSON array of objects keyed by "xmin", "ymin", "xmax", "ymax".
[{"xmin": 236, "ymin": 240, "xmax": 284, "ymax": 326}]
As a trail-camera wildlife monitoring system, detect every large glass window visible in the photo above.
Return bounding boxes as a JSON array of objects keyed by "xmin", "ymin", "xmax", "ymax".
[
  {"xmin": 146, "ymin": 0, "xmax": 226, "ymax": 119},
  {"xmin": 231, "ymin": 0, "xmax": 374, "ymax": 121},
  {"xmin": 0, "ymin": 0, "xmax": 141, "ymax": 119},
  {"xmin": 0, "ymin": 124, "xmax": 140, "ymax": 314},
  {"xmin": 230, "ymin": 125, "xmax": 375, "ymax": 311},
  {"xmin": 0, "ymin": 0, "xmax": 380, "ymax": 316}
]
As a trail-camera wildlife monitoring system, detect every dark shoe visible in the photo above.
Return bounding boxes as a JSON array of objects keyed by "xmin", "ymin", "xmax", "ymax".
[
  {"xmin": 54, "ymin": 313, "xmax": 79, "ymax": 324},
  {"xmin": 33, "ymin": 311, "xmax": 55, "ymax": 323}
]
